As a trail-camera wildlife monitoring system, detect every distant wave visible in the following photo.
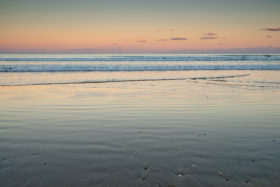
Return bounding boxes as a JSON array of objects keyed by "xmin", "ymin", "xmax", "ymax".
[
  {"xmin": 1, "ymin": 55, "xmax": 280, "ymax": 72},
  {"xmin": 1, "ymin": 55, "xmax": 280, "ymax": 62}
]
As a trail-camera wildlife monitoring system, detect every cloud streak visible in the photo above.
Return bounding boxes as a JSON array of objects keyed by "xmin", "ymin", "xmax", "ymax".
[
  {"xmin": 170, "ymin": 37, "xmax": 187, "ymax": 41},
  {"xmin": 136, "ymin": 40, "xmax": 148, "ymax": 43},
  {"xmin": 200, "ymin": 32, "xmax": 224, "ymax": 40},
  {"xmin": 200, "ymin": 36, "xmax": 217, "ymax": 40},
  {"xmin": 155, "ymin": 39, "xmax": 168, "ymax": 42},
  {"xmin": 157, "ymin": 29, "xmax": 174, "ymax": 33},
  {"xmin": 206, "ymin": 32, "xmax": 217, "ymax": 36},
  {"xmin": 262, "ymin": 27, "xmax": 280, "ymax": 32}
]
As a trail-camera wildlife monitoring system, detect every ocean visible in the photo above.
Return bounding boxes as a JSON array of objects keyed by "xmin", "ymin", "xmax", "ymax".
[{"xmin": 0, "ymin": 54, "xmax": 280, "ymax": 187}]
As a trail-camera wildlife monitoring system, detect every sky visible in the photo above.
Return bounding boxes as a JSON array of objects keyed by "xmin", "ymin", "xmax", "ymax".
[{"xmin": 0, "ymin": 0, "xmax": 280, "ymax": 53}]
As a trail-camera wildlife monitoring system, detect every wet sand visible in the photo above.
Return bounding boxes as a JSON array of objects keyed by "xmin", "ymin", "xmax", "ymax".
[{"xmin": 0, "ymin": 71, "xmax": 280, "ymax": 187}]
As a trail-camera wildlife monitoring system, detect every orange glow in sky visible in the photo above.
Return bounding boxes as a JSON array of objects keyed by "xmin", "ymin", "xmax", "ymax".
[{"xmin": 0, "ymin": 0, "xmax": 279, "ymax": 53}]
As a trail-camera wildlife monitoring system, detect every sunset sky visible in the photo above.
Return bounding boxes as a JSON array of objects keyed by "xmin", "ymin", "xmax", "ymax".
[{"xmin": 0, "ymin": 0, "xmax": 280, "ymax": 53}]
